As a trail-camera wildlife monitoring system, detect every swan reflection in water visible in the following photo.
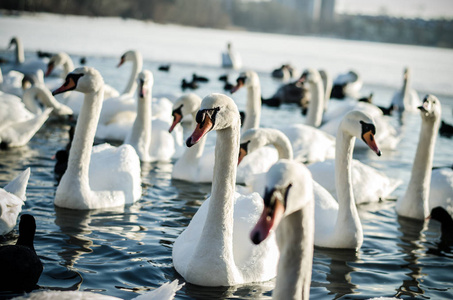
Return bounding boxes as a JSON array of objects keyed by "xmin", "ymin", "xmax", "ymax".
[
  {"xmin": 312, "ymin": 248, "xmax": 358, "ymax": 299},
  {"xmin": 395, "ymin": 216, "xmax": 427, "ymax": 298}
]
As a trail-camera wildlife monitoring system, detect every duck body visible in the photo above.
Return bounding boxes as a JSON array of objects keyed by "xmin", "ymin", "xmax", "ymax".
[{"xmin": 0, "ymin": 214, "xmax": 42, "ymax": 292}]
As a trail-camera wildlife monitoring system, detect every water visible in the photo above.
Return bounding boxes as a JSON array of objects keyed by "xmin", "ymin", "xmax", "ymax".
[{"xmin": 1, "ymin": 13, "xmax": 453, "ymax": 300}]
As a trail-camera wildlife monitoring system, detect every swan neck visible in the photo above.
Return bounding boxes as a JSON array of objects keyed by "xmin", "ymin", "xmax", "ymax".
[
  {"xmin": 63, "ymin": 59, "xmax": 75, "ymax": 77},
  {"xmin": 127, "ymin": 87, "xmax": 152, "ymax": 160},
  {"xmin": 273, "ymin": 202, "xmax": 314, "ymax": 300},
  {"xmin": 272, "ymin": 133, "xmax": 294, "ymax": 160},
  {"xmin": 306, "ymin": 80, "xmax": 324, "ymax": 127},
  {"xmin": 399, "ymin": 116, "xmax": 440, "ymax": 219},
  {"xmin": 15, "ymin": 40, "xmax": 24, "ymax": 64},
  {"xmin": 123, "ymin": 53, "xmax": 142, "ymax": 95},
  {"xmin": 200, "ymin": 121, "xmax": 240, "ymax": 259},
  {"xmin": 22, "ymin": 87, "xmax": 42, "ymax": 114},
  {"xmin": 66, "ymin": 88, "xmax": 104, "ymax": 186},
  {"xmin": 242, "ymin": 84, "xmax": 261, "ymax": 132},
  {"xmin": 334, "ymin": 129, "xmax": 362, "ymax": 246}
]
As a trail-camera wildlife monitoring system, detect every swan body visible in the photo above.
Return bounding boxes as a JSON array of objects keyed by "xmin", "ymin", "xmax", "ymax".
[
  {"xmin": 52, "ymin": 67, "xmax": 141, "ymax": 210},
  {"xmin": 0, "ymin": 92, "xmax": 52, "ymax": 147},
  {"xmin": 308, "ymin": 159, "xmax": 402, "ymax": 204},
  {"xmin": 0, "ymin": 168, "xmax": 31, "ymax": 235},
  {"xmin": 124, "ymin": 70, "xmax": 176, "ymax": 162},
  {"xmin": 173, "ymin": 93, "xmax": 279, "ymax": 286},
  {"xmin": 396, "ymin": 95, "xmax": 444, "ymax": 220},
  {"xmin": 11, "ymin": 279, "xmax": 184, "ymax": 300},
  {"xmin": 429, "ymin": 167, "xmax": 453, "ymax": 216},
  {"xmin": 22, "ymin": 85, "xmax": 73, "ymax": 118},
  {"xmin": 221, "ymin": 42, "xmax": 242, "ymax": 69},
  {"xmin": 390, "ymin": 67, "xmax": 421, "ymax": 114},
  {"xmin": 0, "ymin": 67, "xmax": 27, "ymax": 96},
  {"xmin": 330, "ymin": 70, "xmax": 362, "ymax": 99},
  {"xmin": 250, "ymin": 160, "xmax": 314, "ymax": 300}
]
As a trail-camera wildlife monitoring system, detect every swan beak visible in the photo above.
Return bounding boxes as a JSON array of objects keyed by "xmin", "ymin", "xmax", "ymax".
[
  {"xmin": 238, "ymin": 147, "xmax": 247, "ymax": 165},
  {"xmin": 230, "ymin": 81, "xmax": 244, "ymax": 94},
  {"xmin": 117, "ymin": 57, "xmax": 125, "ymax": 68},
  {"xmin": 169, "ymin": 113, "xmax": 182, "ymax": 133},
  {"xmin": 250, "ymin": 199, "xmax": 284, "ymax": 245},
  {"xmin": 45, "ymin": 62, "xmax": 54, "ymax": 77},
  {"xmin": 52, "ymin": 77, "xmax": 77, "ymax": 96},
  {"xmin": 186, "ymin": 114, "xmax": 213, "ymax": 147},
  {"xmin": 363, "ymin": 131, "xmax": 381, "ymax": 156}
]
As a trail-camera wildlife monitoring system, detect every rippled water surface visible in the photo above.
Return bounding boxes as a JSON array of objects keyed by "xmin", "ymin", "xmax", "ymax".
[{"xmin": 1, "ymin": 13, "xmax": 453, "ymax": 300}]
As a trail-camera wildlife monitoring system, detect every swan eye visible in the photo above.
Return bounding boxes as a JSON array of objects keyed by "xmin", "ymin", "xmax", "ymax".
[
  {"xmin": 360, "ymin": 121, "xmax": 376, "ymax": 135},
  {"xmin": 172, "ymin": 104, "xmax": 183, "ymax": 118},
  {"xmin": 196, "ymin": 107, "xmax": 220, "ymax": 127},
  {"xmin": 240, "ymin": 141, "xmax": 250, "ymax": 153},
  {"xmin": 236, "ymin": 76, "xmax": 246, "ymax": 85}
]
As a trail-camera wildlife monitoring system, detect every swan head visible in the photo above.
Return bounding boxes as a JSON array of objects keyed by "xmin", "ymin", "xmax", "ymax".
[
  {"xmin": 250, "ymin": 159, "xmax": 314, "ymax": 245},
  {"xmin": 418, "ymin": 94, "xmax": 441, "ymax": 123},
  {"xmin": 137, "ymin": 70, "xmax": 153, "ymax": 99},
  {"xmin": 52, "ymin": 67, "xmax": 104, "ymax": 96},
  {"xmin": 299, "ymin": 68, "xmax": 321, "ymax": 85},
  {"xmin": 117, "ymin": 50, "xmax": 141, "ymax": 68},
  {"xmin": 186, "ymin": 93, "xmax": 239, "ymax": 147},
  {"xmin": 238, "ymin": 128, "xmax": 283, "ymax": 164},
  {"xmin": 169, "ymin": 93, "xmax": 202, "ymax": 133},
  {"xmin": 8, "ymin": 36, "xmax": 19, "ymax": 49},
  {"xmin": 46, "ymin": 52, "xmax": 71, "ymax": 76},
  {"xmin": 341, "ymin": 110, "xmax": 381, "ymax": 156},
  {"xmin": 230, "ymin": 70, "xmax": 259, "ymax": 93}
]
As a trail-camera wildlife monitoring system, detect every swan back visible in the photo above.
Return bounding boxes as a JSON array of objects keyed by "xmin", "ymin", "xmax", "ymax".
[{"xmin": 240, "ymin": 128, "xmax": 293, "ymax": 162}]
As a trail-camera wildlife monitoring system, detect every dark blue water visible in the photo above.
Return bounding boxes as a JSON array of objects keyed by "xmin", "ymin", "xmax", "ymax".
[{"xmin": 0, "ymin": 51, "xmax": 452, "ymax": 300}]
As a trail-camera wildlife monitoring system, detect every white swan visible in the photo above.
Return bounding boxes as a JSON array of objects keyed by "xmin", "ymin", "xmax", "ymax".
[
  {"xmin": 221, "ymin": 42, "xmax": 242, "ymax": 70},
  {"xmin": 11, "ymin": 279, "xmax": 184, "ymax": 300},
  {"xmin": 124, "ymin": 70, "xmax": 176, "ymax": 162},
  {"xmin": 231, "ymin": 71, "xmax": 280, "ymax": 184},
  {"xmin": 331, "ymin": 70, "xmax": 363, "ymax": 99},
  {"xmin": 47, "ymin": 52, "xmax": 119, "ymax": 116},
  {"xmin": 250, "ymin": 160, "xmax": 314, "ymax": 300},
  {"xmin": 396, "ymin": 95, "xmax": 452, "ymax": 219},
  {"xmin": 22, "ymin": 85, "xmax": 73, "ymax": 119},
  {"xmin": 0, "ymin": 91, "xmax": 52, "ymax": 147},
  {"xmin": 169, "ymin": 93, "xmax": 216, "ymax": 182},
  {"xmin": 302, "ymin": 68, "xmax": 401, "ymax": 150},
  {"xmin": 0, "ymin": 168, "xmax": 31, "ymax": 235},
  {"xmin": 52, "ymin": 67, "xmax": 141, "ymax": 210},
  {"xmin": 0, "ymin": 67, "xmax": 27, "ymax": 97},
  {"xmin": 240, "ymin": 111, "xmax": 382, "ymax": 249},
  {"xmin": 390, "ymin": 67, "xmax": 421, "ymax": 114},
  {"xmin": 7, "ymin": 37, "xmax": 48, "ymax": 75},
  {"xmin": 172, "ymin": 93, "xmax": 279, "ymax": 286}
]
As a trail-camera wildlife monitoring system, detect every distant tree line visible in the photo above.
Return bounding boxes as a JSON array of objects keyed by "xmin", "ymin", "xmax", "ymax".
[{"xmin": 1, "ymin": 0, "xmax": 452, "ymax": 48}]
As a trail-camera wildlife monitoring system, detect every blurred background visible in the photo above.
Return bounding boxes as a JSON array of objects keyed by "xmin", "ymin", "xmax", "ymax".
[{"xmin": 1, "ymin": 0, "xmax": 453, "ymax": 48}]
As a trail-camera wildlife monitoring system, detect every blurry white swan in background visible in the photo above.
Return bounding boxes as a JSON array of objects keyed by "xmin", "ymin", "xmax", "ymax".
[
  {"xmin": 0, "ymin": 67, "xmax": 29, "ymax": 97},
  {"xmin": 22, "ymin": 85, "xmax": 73, "ymax": 119},
  {"xmin": 330, "ymin": 69, "xmax": 363, "ymax": 100},
  {"xmin": 221, "ymin": 42, "xmax": 242, "ymax": 70},
  {"xmin": 0, "ymin": 91, "xmax": 52, "ymax": 147},
  {"xmin": 46, "ymin": 52, "xmax": 119, "ymax": 115},
  {"xmin": 7, "ymin": 36, "xmax": 48, "ymax": 75},
  {"xmin": 0, "ymin": 168, "xmax": 31, "ymax": 236},
  {"xmin": 52, "ymin": 67, "xmax": 141, "ymax": 210},
  {"xmin": 173, "ymin": 93, "xmax": 279, "ymax": 286},
  {"xmin": 124, "ymin": 70, "xmax": 177, "ymax": 162},
  {"xmin": 11, "ymin": 279, "xmax": 184, "ymax": 300},
  {"xmin": 396, "ymin": 95, "xmax": 452, "ymax": 219},
  {"xmin": 250, "ymin": 160, "xmax": 314, "ymax": 300},
  {"xmin": 390, "ymin": 67, "xmax": 421, "ymax": 115},
  {"xmin": 302, "ymin": 68, "xmax": 401, "ymax": 150},
  {"xmin": 169, "ymin": 93, "xmax": 216, "ymax": 182}
]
